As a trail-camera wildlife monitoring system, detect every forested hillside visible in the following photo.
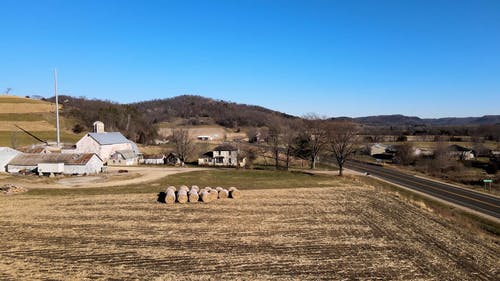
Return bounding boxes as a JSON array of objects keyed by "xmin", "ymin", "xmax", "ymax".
[{"xmin": 133, "ymin": 95, "xmax": 297, "ymax": 127}]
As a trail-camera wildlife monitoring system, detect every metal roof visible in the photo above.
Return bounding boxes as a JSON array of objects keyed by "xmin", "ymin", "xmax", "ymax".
[
  {"xmin": 8, "ymin": 153, "xmax": 101, "ymax": 166},
  {"xmin": 113, "ymin": 150, "xmax": 137, "ymax": 160},
  {"xmin": 88, "ymin": 132, "xmax": 131, "ymax": 145}
]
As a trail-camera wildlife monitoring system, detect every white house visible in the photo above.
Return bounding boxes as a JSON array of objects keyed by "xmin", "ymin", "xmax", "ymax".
[
  {"xmin": 198, "ymin": 143, "xmax": 245, "ymax": 167},
  {"xmin": 71, "ymin": 121, "xmax": 140, "ymax": 163},
  {"xmin": 0, "ymin": 147, "xmax": 21, "ymax": 172},
  {"xmin": 108, "ymin": 149, "xmax": 139, "ymax": 166},
  {"xmin": 7, "ymin": 153, "xmax": 103, "ymax": 175}
]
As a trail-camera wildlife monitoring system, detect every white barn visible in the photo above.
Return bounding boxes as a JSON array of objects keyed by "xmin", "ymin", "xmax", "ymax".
[
  {"xmin": 7, "ymin": 153, "xmax": 103, "ymax": 175},
  {"xmin": 0, "ymin": 147, "xmax": 21, "ymax": 173},
  {"xmin": 72, "ymin": 121, "xmax": 139, "ymax": 163}
]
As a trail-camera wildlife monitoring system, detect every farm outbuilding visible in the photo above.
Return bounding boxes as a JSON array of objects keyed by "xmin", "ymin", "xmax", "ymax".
[
  {"xmin": 0, "ymin": 147, "xmax": 21, "ymax": 173},
  {"xmin": 165, "ymin": 153, "xmax": 182, "ymax": 165},
  {"xmin": 109, "ymin": 149, "xmax": 139, "ymax": 166},
  {"xmin": 142, "ymin": 154, "xmax": 166, "ymax": 165},
  {"xmin": 7, "ymin": 153, "xmax": 103, "ymax": 175}
]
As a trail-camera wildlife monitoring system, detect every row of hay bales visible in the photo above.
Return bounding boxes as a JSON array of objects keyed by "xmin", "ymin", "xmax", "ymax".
[{"xmin": 164, "ymin": 185, "xmax": 240, "ymax": 204}]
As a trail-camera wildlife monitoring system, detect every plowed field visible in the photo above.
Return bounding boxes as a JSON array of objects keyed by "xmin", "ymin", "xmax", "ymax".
[{"xmin": 0, "ymin": 185, "xmax": 498, "ymax": 280}]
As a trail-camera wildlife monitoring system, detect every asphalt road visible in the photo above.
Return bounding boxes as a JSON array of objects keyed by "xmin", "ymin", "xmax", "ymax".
[{"xmin": 345, "ymin": 161, "xmax": 500, "ymax": 219}]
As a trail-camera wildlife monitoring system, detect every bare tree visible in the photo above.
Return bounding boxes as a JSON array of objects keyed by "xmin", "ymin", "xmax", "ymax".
[
  {"xmin": 170, "ymin": 128, "xmax": 193, "ymax": 164},
  {"xmin": 302, "ymin": 115, "xmax": 328, "ymax": 169},
  {"xmin": 282, "ymin": 120, "xmax": 300, "ymax": 170},
  {"xmin": 394, "ymin": 142, "xmax": 414, "ymax": 165},
  {"xmin": 267, "ymin": 118, "xmax": 283, "ymax": 170},
  {"xmin": 327, "ymin": 121, "xmax": 358, "ymax": 176}
]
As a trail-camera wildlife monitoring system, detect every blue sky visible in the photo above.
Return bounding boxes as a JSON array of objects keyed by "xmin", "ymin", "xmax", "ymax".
[{"xmin": 1, "ymin": 0, "xmax": 499, "ymax": 118}]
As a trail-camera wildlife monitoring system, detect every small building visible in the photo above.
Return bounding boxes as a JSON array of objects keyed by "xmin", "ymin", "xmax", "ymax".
[
  {"xmin": 7, "ymin": 153, "xmax": 103, "ymax": 175},
  {"xmin": 197, "ymin": 135, "xmax": 213, "ymax": 141},
  {"xmin": 165, "ymin": 153, "xmax": 182, "ymax": 166},
  {"xmin": 369, "ymin": 143, "xmax": 390, "ymax": 156},
  {"xmin": 198, "ymin": 143, "xmax": 245, "ymax": 167},
  {"xmin": 72, "ymin": 121, "xmax": 140, "ymax": 163},
  {"xmin": 448, "ymin": 145, "xmax": 475, "ymax": 160},
  {"xmin": 108, "ymin": 150, "xmax": 139, "ymax": 166},
  {"xmin": 413, "ymin": 147, "xmax": 434, "ymax": 157},
  {"xmin": 0, "ymin": 147, "xmax": 22, "ymax": 173},
  {"xmin": 141, "ymin": 154, "xmax": 166, "ymax": 165}
]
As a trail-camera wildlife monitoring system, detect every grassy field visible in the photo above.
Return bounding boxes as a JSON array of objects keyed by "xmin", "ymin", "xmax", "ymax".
[
  {"xmin": 0, "ymin": 95, "xmax": 83, "ymax": 146},
  {"xmin": 0, "ymin": 169, "xmax": 498, "ymax": 280},
  {"xmin": 0, "ymin": 130, "xmax": 84, "ymax": 147},
  {"xmin": 23, "ymin": 169, "xmax": 340, "ymax": 196}
]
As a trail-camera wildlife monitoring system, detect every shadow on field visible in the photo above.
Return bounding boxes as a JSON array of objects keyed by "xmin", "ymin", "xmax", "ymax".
[{"xmin": 157, "ymin": 192, "xmax": 166, "ymax": 203}]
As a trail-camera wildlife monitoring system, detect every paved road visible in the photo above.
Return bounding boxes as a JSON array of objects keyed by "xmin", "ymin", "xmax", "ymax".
[{"xmin": 345, "ymin": 161, "xmax": 500, "ymax": 219}]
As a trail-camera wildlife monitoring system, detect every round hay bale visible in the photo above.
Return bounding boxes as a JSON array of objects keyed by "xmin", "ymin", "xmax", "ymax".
[
  {"xmin": 177, "ymin": 189, "xmax": 188, "ymax": 204},
  {"xmin": 188, "ymin": 189, "xmax": 199, "ymax": 203},
  {"xmin": 228, "ymin": 187, "xmax": 241, "ymax": 199},
  {"xmin": 200, "ymin": 190, "xmax": 211, "ymax": 202},
  {"xmin": 209, "ymin": 189, "xmax": 219, "ymax": 201},
  {"xmin": 165, "ymin": 189, "xmax": 176, "ymax": 204},
  {"xmin": 166, "ymin": 186, "xmax": 176, "ymax": 192},
  {"xmin": 218, "ymin": 188, "xmax": 229, "ymax": 199}
]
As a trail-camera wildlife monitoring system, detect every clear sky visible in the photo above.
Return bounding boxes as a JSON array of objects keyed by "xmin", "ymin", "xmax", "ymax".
[{"xmin": 1, "ymin": 0, "xmax": 499, "ymax": 118}]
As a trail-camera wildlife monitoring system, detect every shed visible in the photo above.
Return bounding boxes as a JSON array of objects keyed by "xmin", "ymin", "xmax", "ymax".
[
  {"xmin": 0, "ymin": 147, "xmax": 21, "ymax": 173},
  {"xmin": 142, "ymin": 154, "xmax": 166, "ymax": 165},
  {"xmin": 109, "ymin": 149, "xmax": 138, "ymax": 166},
  {"xmin": 7, "ymin": 153, "xmax": 103, "ymax": 175}
]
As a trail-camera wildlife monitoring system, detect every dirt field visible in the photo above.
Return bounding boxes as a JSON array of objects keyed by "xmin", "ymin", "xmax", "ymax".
[
  {"xmin": 0, "ymin": 166, "xmax": 206, "ymax": 189},
  {"xmin": 0, "ymin": 183, "xmax": 498, "ymax": 280}
]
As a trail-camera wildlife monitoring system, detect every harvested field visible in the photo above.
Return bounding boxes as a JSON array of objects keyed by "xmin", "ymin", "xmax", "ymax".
[{"xmin": 0, "ymin": 183, "xmax": 498, "ymax": 280}]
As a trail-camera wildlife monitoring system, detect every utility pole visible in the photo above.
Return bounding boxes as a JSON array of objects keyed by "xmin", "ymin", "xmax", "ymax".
[{"xmin": 54, "ymin": 68, "xmax": 61, "ymax": 148}]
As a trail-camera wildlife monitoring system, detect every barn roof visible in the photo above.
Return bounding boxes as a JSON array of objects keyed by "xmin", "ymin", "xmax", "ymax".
[
  {"xmin": 88, "ymin": 132, "xmax": 131, "ymax": 145},
  {"xmin": 113, "ymin": 150, "xmax": 137, "ymax": 160},
  {"xmin": 8, "ymin": 153, "xmax": 101, "ymax": 166}
]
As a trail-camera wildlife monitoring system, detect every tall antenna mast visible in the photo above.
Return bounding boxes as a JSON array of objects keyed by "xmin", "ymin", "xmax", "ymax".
[{"xmin": 54, "ymin": 68, "xmax": 61, "ymax": 148}]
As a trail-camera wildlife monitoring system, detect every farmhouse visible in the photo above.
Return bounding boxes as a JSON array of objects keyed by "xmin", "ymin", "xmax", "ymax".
[
  {"xmin": 108, "ymin": 150, "xmax": 139, "ymax": 166},
  {"xmin": 198, "ymin": 143, "xmax": 245, "ymax": 167},
  {"xmin": 72, "ymin": 121, "xmax": 140, "ymax": 163},
  {"xmin": 7, "ymin": 153, "xmax": 103, "ymax": 175},
  {"xmin": 0, "ymin": 147, "xmax": 21, "ymax": 172}
]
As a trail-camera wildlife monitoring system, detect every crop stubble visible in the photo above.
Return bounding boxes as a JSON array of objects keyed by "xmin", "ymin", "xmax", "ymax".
[{"xmin": 0, "ymin": 185, "xmax": 498, "ymax": 280}]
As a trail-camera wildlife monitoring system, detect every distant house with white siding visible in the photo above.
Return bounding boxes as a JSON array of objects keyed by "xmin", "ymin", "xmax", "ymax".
[
  {"xmin": 0, "ymin": 147, "xmax": 21, "ymax": 173},
  {"xmin": 198, "ymin": 143, "xmax": 245, "ymax": 167},
  {"xmin": 70, "ymin": 121, "xmax": 140, "ymax": 163},
  {"xmin": 7, "ymin": 153, "xmax": 103, "ymax": 175}
]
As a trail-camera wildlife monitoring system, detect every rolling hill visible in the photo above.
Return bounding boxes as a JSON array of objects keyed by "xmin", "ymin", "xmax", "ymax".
[{"xmin": 0, "ymin": 95, "xmax": 83, "ymax": 147}]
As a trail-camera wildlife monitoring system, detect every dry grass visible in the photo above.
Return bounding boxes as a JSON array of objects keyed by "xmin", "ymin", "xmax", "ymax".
[
  {"xmin": 0, "ymin": 182, "xmax": 498, "ymax": 280},
  {"xmin": 0, "ymin": 121, "xmax": 56, "ymax": 131}
]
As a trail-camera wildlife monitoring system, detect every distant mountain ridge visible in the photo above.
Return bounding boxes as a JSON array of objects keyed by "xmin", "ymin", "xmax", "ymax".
[
  {"xmin": 43, "ymin": 94, "xmax": 499, "ymax": 130},
  {"xmin": 332, "ymin": 114, "xmax": 500, "ymax": 126}
]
